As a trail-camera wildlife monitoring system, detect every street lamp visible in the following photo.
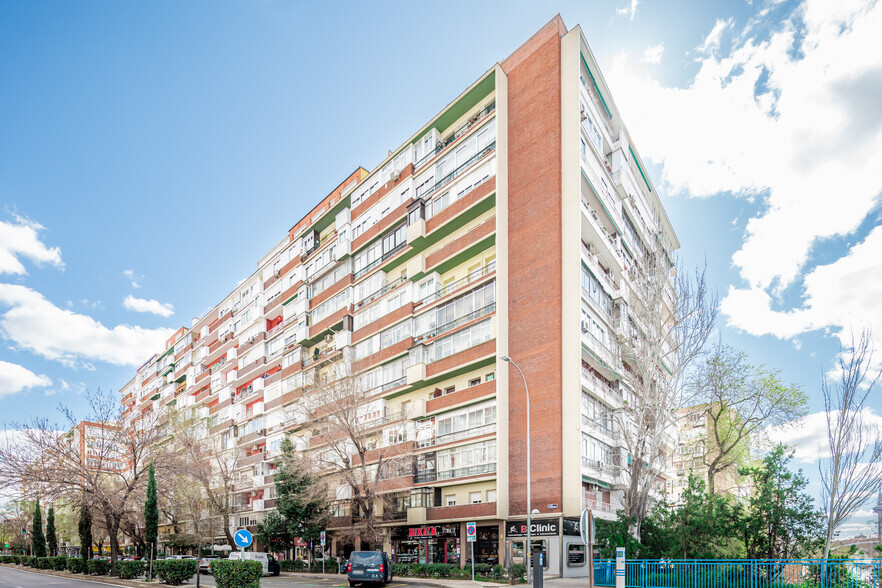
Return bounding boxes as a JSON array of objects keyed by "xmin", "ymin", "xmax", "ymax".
[{"xmin": 500, "ymin": 356, "xmax": 533, "ymax": 585}]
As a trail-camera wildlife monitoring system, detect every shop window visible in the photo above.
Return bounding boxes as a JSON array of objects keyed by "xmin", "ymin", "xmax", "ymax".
[
  {"xmin": 567, "ymin": 543, "xmax": 587, "ymax": 567},
  {"xmin": 445, "ymin": 495, "xmax": 456, "ymax": 506},
  {"xmin": 470, "ymin": 492, "xmax": 482, "ymax": 504}
]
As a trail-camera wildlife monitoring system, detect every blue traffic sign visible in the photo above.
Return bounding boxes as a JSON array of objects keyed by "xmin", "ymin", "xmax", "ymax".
[
  {"xmin": 466, "ymin": 521, "xmax": 477, "ymax": 543},
  {"xmin": 234, "ymin": 529, "xmax": 253, "ymax": 548}
]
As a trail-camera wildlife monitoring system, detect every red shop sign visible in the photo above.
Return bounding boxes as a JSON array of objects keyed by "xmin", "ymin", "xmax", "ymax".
[{"xmin": 408, "ymin": 526, "xmax": 439, "ymax": 538}]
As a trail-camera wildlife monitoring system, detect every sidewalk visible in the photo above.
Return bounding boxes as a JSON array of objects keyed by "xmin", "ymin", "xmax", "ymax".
[{"xmin": 281, "ymin": 571, "xmax": 589, "ymax": 588}]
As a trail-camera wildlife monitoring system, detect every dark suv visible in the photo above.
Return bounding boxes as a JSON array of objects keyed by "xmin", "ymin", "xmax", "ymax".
[{"xmin": 347, "ymin": 551, "xmax": 392, "ymax": 587}]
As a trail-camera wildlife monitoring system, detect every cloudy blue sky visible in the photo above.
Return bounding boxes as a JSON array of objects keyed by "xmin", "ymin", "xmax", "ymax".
[{"xmin": 1, "ymin": 1, "xmax": 880, "ymax": 534}]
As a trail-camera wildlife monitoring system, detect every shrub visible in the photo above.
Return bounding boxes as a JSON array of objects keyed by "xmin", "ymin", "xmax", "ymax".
[
  {"xmin": 153, "ymin": 559, "xmax": 197, "ymax": 585},
  {"xmin": 116, "ymin": 560, "xmax": 146, "ymax": 579},
  {"xmin": 16, "ymin": 555, "xmax": 28, "ymax": 565},
  {"xmin": 492, "ymin": 564, "xmax": 505, "ymax": 580},
  {"xmin": 391, "ymin": 563, "xmax": 411, "ymax": 576},
  {"xmin": 35, "ymin": 556, "xmax": 52, "ymax": 569},
  {"xmin": 66, "ymin": 557, "xmax": 86, "ymax": 574},
  {"xmin": 211, "ymin": 559, "xmax": 262, "ymax": 588},
  {"xmin": 0, "ymin": 555, "xmax": 15, "ymax": 564},
  {"xmin": 474, "ymin": 563, "xmax": 492, "ymax": 576},
  {"xmin": 87, "ymin": 558, "xmax": 111, "ymax": 575},
  {"xmin": 26, "ymin": 555, "xmax": 37, "ymax": 567},
  {"xmin": 425, "ymin": 563, "xmax": 456, "ymax": 577},
  {"xmin": 509, "ymin": 563, "xmax": 527, "ymax": 584},
  {"xmin": 50, "ymin": 556, "xmax": 68, "ymax": 570}
]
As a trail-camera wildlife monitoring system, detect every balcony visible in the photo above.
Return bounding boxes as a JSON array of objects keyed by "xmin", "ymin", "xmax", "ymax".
[
  {"xmin": 353, "ymin": 240, "xmax": 407, "ymax": 280},
  {"xmin": 416, "ymin": 462, "xmax": 496, "ymax": 484},
  {"xmin": 414, "ymin": 302, "xmax": 495, "ymax": 344},
  {"xmin": 414, "ymin": 101, "xmax": 496, "ymax": 170},
  {"xmin": 426, "ymin": 501, "xmax": 496, "ymax": 521},
  {"xmin": 415, "ymin": 423, "xmax": 496, "ymax": 449},
  {"xmin": 417, "ymin": 141, "xmax": 497, "ymax": 203},
  {"xmin": 355, "ymin": 275, "xmax": 409, "ymax": 308}
]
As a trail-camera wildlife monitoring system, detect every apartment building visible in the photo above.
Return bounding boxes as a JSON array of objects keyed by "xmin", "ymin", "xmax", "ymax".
[
  {"xmin": 670, "ymin": 407, "xmax": 748, "ymax": 501},
  {"xmin": 67, "ymin": 421, "xmax": 123, "ymax": 472},
  {"xmin": 118, "ymin": 16, "xmax": 678, "ymax": 578}
]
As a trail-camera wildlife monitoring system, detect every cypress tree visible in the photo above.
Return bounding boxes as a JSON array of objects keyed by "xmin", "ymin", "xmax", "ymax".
[
  {"xmin": 144, "ymin": 462, "xmax": 158, "ymax": 560},
  {"xmin": 31, "ymin": 499, "xmax": 47, "ymax": 557},
  {"xmin": 78, "ymin": 504, "xmax": 93, "ymax": 562},
  {"xmin": 46, "ymin": 505, "xmax": 58, "ymax": 557}
]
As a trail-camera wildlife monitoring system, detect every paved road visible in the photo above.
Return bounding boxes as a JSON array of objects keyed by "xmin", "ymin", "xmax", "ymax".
[
  {"xmin": 0, "ymin": 567, "xmax": 422, "ymax": 588},
  {"xmin": 0, "ymin": 566, "xmax": 126, "ymax": 587}
]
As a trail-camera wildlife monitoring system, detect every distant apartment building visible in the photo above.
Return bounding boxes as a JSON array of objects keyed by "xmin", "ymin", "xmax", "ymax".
[
  {"xmin": 118, "ymin": 16, "xmax": 679, "ymax": 578},
  {"xmin": 670, "ymin": 406, "xmax": 747, "ymax": 500},
  {"xmin": 67, "ymin": 421, "xmax": 123, "ymax": 471}
]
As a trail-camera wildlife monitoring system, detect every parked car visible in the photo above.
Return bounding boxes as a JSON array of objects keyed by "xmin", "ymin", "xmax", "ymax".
[
  {"xmin": 227, "ymin": 551, "xmax": 280, "ymax": 576},
  {"xmin": 347, "ymin": 551, "xmax": 392, "ymax": 587},
  {"xmin": 198, "ymin": 555, "xmax": 223, "ymax": 574}
]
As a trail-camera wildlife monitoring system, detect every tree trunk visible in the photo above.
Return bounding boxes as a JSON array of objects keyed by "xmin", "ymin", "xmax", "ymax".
[
  {"xmin": 110, "ymin": 518, "xmax": 120, "ymax": 576},
  {"xmin": 224, "ymin": 524, "xmax": 235, "ymax": 549}
]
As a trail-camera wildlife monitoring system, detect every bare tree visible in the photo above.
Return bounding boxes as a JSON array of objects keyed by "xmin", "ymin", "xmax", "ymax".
[
  {"xmin": 614, "ymin": 249, "xmax": 717, "ymax": 536},
  {"xmin": 0, "ymin": 500, "xmax": 33, "ymax": 554},
  {"xmin": 299, "ymin": 359, "xmax": 412, "ymax": 548},
  {"xmin": 820, "ymin": 328, "xmax": 882, "ymax": 559},
  {"xmin": 685, "ymin": 343, "xmax": 808, "ymax": 495},
  {"xmin": 0, "ymin": 389, "xmax": 170, "ymax": 574},
  {"xmin": 169, "ymin": 408, "xmax": 239, "ymax": 548}
]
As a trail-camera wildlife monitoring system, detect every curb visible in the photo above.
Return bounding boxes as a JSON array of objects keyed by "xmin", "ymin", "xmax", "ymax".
[
  {"xmin": 278, "ymin": 571, "xmax": 512, "ymax": 588},
  {"xmin": 0, "ymin": 563, "xmax": 137, "ymax": 586}
]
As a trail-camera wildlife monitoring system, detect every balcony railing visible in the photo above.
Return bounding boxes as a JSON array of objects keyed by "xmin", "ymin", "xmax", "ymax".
[
  {"xmin": 414, "ymin": 303, "xmax": 495, "ymax": 343},
  {"xmin": 416, "ymin": 462, "xmax": 496, "ymax": 483},
  {"xmin": 415, "ymin": 262, "xmax": 496, "ymax": 307},
  {"xmin": 415, "ymin": 423, "xmax": 496, "ymax": 449},
  {"xmin": 417, "ymin": 141, "xmax": 496, "ymax": 202},
  {"xmin": 356, "ymin": 275, "xmax": 409, "ymax": 308},
  {"xmin": 414, "ymin": 102, "xmax": 496, "ymax": 170},
  {"xmin": 353, "ymin": 240, "xmax": 407, "ymax": 280}
]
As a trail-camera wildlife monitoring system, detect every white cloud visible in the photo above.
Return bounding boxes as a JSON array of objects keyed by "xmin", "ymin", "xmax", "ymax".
[
  {"xmin": 0, "ymin": 283, "xmax": 175, "ymax": 367},
  {"xmin": 0, "ymin": 361, "xmax": 51, "ymax": 396},
  {"xmin": 122, "ymin": 295, "xmax": 174, "ymax": 318},
  {"xmin": 766, "ymin": 408, "xmax": 882, "ymax": 462},
  {"xmin": 642, "ymin": 43, "xmax": 664, "ymax": 64},
  {"xmin": 697, "ymin": 18, "xmax": 734, "ymax": 54},
  {"xmin": 605, "ymin": 0, "xmax": 882, "ymax": 352},
  {"xmin": 616, "ymin": 0, "xmax": 638, "ymax": 21},
  {"xmin": 0, "ymin": 215, "xmax": 64, "ymax": 275},
  {"xmin": 123, "ymin": 269, "xmax": 142, "ymax": 289}
]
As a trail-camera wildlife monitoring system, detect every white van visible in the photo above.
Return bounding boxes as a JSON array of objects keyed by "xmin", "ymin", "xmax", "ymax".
[{"xmin": 227, "ymin": 551, "xmax": 281, "ymax": 576}]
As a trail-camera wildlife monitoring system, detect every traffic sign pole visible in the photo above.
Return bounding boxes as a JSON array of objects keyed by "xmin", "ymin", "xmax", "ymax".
[
  {"xmin": 466, "ymin": 522, "xmax": 476, "ymax": 581},
  {"xmin": 321, "ymin": 531, "xmax": 326, "ymax": 575},
  {"xmin": 234, "ymin": 528, "xmax": 253, "ymax": 563}
]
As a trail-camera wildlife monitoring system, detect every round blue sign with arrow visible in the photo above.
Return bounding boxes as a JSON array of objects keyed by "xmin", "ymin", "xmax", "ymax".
[{"xmin": 234, "ymin": 529, "xmax": 253, "ymax": 548}]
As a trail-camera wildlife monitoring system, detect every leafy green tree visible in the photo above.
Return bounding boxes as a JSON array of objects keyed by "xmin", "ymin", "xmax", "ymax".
[
  {"xmin": 686, "ymin": 344, "xmax": 808, "ymax": 496},
  {"xmin": 739, "ymin": 444, "xmax": 824, "ymax": 559},
  {"xmin": 593, "ymin": 511, "xmax": 642, "ymax": 558},
  {"xmin": 144, "ymin": 462, "xmax": 158, "ymax": 560},
  {"xmin": 31, "ymin": 499, "xmax": 46, "ymax": 557},
  {"xmin": 274, "ymin": 438, "xmax": 329, "ymax": 553},
  {"xmin": 256, "ymin": 510, "xmax": 295, "ymax": 554},
  {"xmin": 45, "ymin": 505, "xmax": 57, "ymax": 557},
  {"xmin": 78, "ymin": 504, "xmax": 93, "ymax": 562},
  {"xmin": 670, "ymin": 474, "xmax": 743, "ymax": 558}
]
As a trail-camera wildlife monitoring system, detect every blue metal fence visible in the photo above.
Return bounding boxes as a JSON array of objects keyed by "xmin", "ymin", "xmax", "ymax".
[{"xmin": 593, "ymin": 560, "xmax": 882, "ymax": 588}]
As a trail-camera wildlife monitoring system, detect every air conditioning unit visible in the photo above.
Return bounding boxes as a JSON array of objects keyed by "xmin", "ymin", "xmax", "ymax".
[
  {"xmin": 274, "ymin": 271, "xmax": 280, "ymax": 278},
  {"xmin": 597, "ymin": 461, "xmax": 605, "ymax": 471},
  {"xmin": 580, "ymin": 105, "xmax": 588, "ymax": 122},
  {"xmin": 390, "ymin": 169, "xmax": 401, "ymax": 182},
  {"xmin": 323, "ymin": 334, "xmax": 334, "ymax": 343}
]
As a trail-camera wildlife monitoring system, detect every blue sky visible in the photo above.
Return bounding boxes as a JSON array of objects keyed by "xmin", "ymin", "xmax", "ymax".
[{"xmin": 1, "ymin": 1, "xmax": 881, "ymax": 534}]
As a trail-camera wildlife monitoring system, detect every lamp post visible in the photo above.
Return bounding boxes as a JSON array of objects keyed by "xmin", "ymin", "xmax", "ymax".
[{"xmin": 500, "ymin": 356, "xmax": 533, "ymax": 585}]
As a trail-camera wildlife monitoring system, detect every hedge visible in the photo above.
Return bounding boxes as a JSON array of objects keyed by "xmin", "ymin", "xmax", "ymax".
[
  {"xmin": 210, "ymin": 559, "xmax": 262, "ymax": 588},
  {"xmin": 0, "ymin": 555, "xmax": 17, "ymax": 564},
  {"xmin": 390, "ymin": 562, "xmax": 504, "ymax": 580},
  {"xmin": 66, "ymin": 557, "xmax": 86, "ymax": 574},
  {"xmin": 509, "ymin": 563, "xmax": 527, "ymax": 583},
  {"xmin": 87, "ymin": 558, "xmax": 111, "ymax": 575},
  {"xmin": 34, "ymin": 556, "xmax": 52, "ymax": 569},
  {"xmin": 26, "ymin": 555, "xmax": 36, "ymax": 567},
  {"xmin": 116, "ymin": 560, "xmax": 146, "ymax": 579},
  {"xmin": 50, "ymin": 556, "xmax": 68, "ymax": 571},
  {"xmin": 280, "ymin": 559, "xmax": 336, "ymax": 573},
  {"xmin": 153, "ymin": 559, "xmax": 197, "ymax": 585}
]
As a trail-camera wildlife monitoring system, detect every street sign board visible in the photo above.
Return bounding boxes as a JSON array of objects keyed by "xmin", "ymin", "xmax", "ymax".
[
  {"xmin": 320, "ymin": 531, "xmax": 326, "ymax": 546},
  {"xmin": 580, "ymin": 509, "xmax": 595, "ymax": 545},
  {"xmin": 466, "ymin": 522, "xmax": 477, "ymax": 543},
  {"xmin": 233, "ymin": 529, "xmax": 253, "ymax": 548}
]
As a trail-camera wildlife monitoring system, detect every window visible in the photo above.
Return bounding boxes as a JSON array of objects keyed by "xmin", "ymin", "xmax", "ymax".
[
  {"xmin": 428, "ymin": 319, "xmax": 492, "ymax": 363},
  {"xmin": 469, "ymin": 378, "xmax": 481, "ymax": 387},
  {"xmin": 444, "ymin": 386, "xmax": 455, "ymax": 395},
  {"xmin": 470, "ymin": 492, "xmax": 482, "ymax": 504},
  {"xmin": 487, "ymin": 490, "xmax": 497, "ymax": 503},
  {"xmin": 436, "ymin": 439, "xmax": 496, "ymax": 479},
  {"xmin": 580, "ymin": 265, "xmax": 613, "ymax": 318},
  {"xmin": 445, "ymin": 495, "xmax": 456, "ymax": 506},
  {"xmin": 486, "ymin": 372, "xmax": 495, "ymax": 381}
]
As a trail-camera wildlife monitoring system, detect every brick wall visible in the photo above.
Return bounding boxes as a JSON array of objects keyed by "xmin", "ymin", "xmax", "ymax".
[{"xmin": 501, "ymin": 17, "xmax": 565, "ymax": 516}]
